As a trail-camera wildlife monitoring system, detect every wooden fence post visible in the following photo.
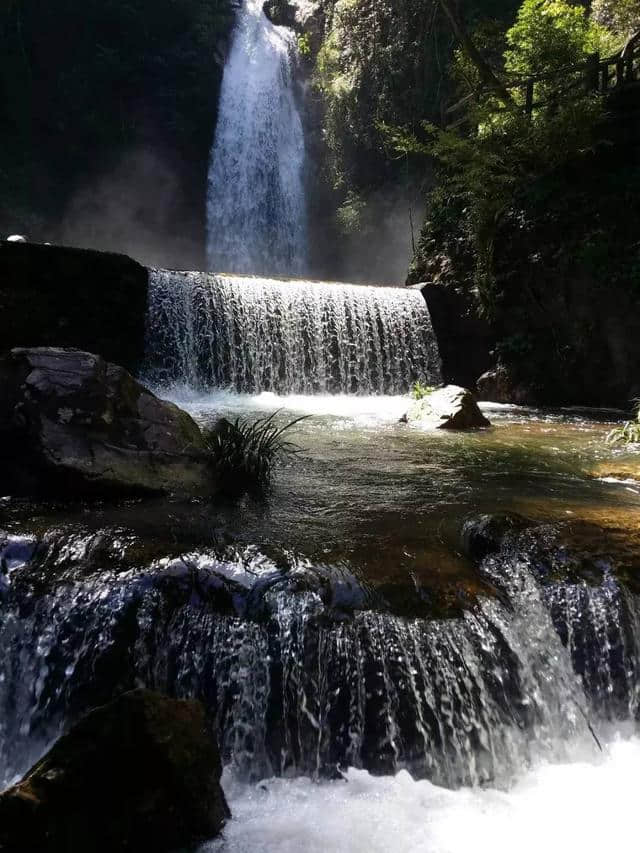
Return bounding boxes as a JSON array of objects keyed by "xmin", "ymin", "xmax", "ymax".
[
  {"xmin": 525, "ymin": 80, "xmax": 534, "ymax": 117},
  {"xmin": 586, "ymin": 52, "xmax": 599, "ymax": 92}
]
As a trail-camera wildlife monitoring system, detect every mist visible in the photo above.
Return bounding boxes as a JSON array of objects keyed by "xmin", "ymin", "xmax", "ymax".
[{"xmin": 56, "ymin": 148, "xmax": 208, "ymax": 271}]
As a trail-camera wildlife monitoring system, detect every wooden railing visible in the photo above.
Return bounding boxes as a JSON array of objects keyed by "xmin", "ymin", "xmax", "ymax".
[{"xmin": 444, "ymin": 30, "xmax": 640, "ymax": 127}]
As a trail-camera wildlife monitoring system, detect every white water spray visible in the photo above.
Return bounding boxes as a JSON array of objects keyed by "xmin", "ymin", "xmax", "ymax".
[{"xmin": 206, "ymin": 0, "xmax": 307, "ymax": 276}]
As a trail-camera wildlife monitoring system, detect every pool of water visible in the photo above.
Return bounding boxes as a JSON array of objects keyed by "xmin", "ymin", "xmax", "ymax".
[
  {"xmin": 167, "ymin": 391, "xmax": 640, "ymax": 582},
  {"xmin": 3, "ymin": 391, "xmax": 640, "ymax": 601}
]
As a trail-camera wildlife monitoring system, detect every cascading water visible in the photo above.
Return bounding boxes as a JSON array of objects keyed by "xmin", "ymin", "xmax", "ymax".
[
  {"xmin": 2, "ymin": 532, "xmax": 639, "ymax": 790},
  {"xmin": 145, "ymin": 270, "xmax": 442, "ymax": 394},
  {"xmin": 206, "ymin": 0, "xmax": 307, "ymax": 276}
]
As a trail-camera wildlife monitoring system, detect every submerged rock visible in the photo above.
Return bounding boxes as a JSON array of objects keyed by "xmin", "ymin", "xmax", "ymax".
[
  {"xmin": 0, "ymin": 690, "xmax": 229, "ymax": 853},
  {"xmin": 0, "ymin": 347, "xmax": 214, "ymax": 497},
  {"xmin": 405, "ymin": 385, "xmax": 490, "ymax": 430},
  {"xmin": 461, "ymin": 513, "xmax": 531, "ymax": 562}
]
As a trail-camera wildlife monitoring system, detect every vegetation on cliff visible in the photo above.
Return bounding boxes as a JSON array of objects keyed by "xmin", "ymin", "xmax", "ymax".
[{"xmin": 399, "ymin": 0, "xmax": 640, "ymax": 405}]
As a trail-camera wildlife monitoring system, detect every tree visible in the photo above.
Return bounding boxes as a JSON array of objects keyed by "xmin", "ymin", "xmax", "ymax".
[{"xmin": 504, "ymin": 0, "xmax": 615, "ymax": 77}]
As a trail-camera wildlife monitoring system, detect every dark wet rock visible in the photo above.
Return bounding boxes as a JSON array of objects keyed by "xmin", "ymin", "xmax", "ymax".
[
  {"xmin": 0, "ymin": 347, "xmax": 215, "ymax": 497},
  {"xmin": 0, "ymin": 242, "xmax": 147, "ymax": 372},
  {"xmin": 0, "ymin": 533, "xmax": 39, "ymax": 598},
  {"xmin": 461, "ymin": 513, "xmax": 531, "ymax": 563},
  {"xmin": 0, "ymin": 689, "xmax": 229, "ymax": 853},
  {"xmin": 262, "ymin": 0, "xmax": 325, "ymax": 51},
  {"xmin": 477, "ymin": 364, "xmax": 531, "ymax": 405},
  {"xmin": 416, "ymin": 282, "xmax": 493, "ymax": 390},
  {"xmin": 405, "ymin": 385, "xmax": 490, "ymax": 430},
  {"xmin": 263, "ymin": 0, "xmax": 298, "ymax": 29}
]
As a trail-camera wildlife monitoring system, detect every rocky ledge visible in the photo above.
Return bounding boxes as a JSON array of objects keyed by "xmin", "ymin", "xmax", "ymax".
[
  {"xmin": 0, "ymin": 347, "xmax": 214, "ymax": 497},
  {"xmin": 0, "ymin": 242, "xmax": 148, "ymax": 372},
  {"xmin": 0, "ymin": 690, "xmax": 229, "ymax": 853}
]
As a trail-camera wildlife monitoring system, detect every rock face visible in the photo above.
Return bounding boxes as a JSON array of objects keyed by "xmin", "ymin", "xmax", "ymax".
[
  {"xmin": 476, "ymin": 364, "xmax": 533, "ymax": 405},
  {"xmin": 0, "ymin": 348, "xmax": 214, "ymax": 497},
  {"xmin": 0, "ymin": 242, "xmax": 148, "ymax": 372},
  {"xmin": 415, "ymin": 283, "xmax": 494, "ymax": 390},
  {"xmin": 405, "ymin": 385, "xmax": 491, "ymax": 430},
  {"xmin": 0, "ymin": 690, "xmax": 229, "ymax": 853}
]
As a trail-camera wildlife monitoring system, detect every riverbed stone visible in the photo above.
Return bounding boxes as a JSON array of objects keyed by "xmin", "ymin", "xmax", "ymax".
[
  {"xmin": 0, "ymin": 689, "xmax": 229, "ymax": 852},
  {"xmin": 0, "ymin": 347, "xmax": 214, "ymax": 497},
  {"xmin": 461, "ymin": 513, "xmax": 531, "ymax": 562},
  {"xmin": 404, "ymin": 385, "xmax": 490, "ymax": 430}
]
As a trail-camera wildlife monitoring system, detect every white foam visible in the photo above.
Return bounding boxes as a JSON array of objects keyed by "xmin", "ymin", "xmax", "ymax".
[
  {"xmin": 157, "ymin": 388, "xmax": 410, "ymax": 425},
  {"xmin": 203, "ymin": 736, "xmax": 639, "ymax": 853}
]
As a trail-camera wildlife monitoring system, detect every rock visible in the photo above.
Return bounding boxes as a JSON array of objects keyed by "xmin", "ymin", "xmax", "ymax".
[
  {"xmin": 0, "ymin": 347, "xmax": 215, "ymax": 497},
  {"xmin": 477, "ymin": 364, "xmax": 532, "ymax": 405},
  {"xmin": 0, "ymin": 241, "xmax": 148, "ymax": 372},
  {"xmin": 415, "ymin": 282, "xmax": 494, "ymax": 389},
  {"xmin": 404, "ymin": 385, "xmax": 490, "ymax": 430},
  {"xmin": 461, "ymin": 513, "xmax": 530, "ymax": 562},
  {"xmin": 0, "ymin": 689, "xmax": 229, "ymax": 852}
]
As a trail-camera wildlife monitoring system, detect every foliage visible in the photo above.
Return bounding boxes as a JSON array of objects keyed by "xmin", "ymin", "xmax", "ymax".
[
  {"xmin": 592, "ymin": 0, "xmax": 640, "ymax": 38},
  {"xmin": 411, "ymin": 381, "xmax": 437, "ymax": 400},
  {"xmin": 204, "ymin": 412, "xmax": 307, "ymax": 492},
  {"xmin": 336, "ymin": 191, "xmax": 367, "ymax": 234},
  {"xmin": 607, "ymin": 403, "xmax": 640, "ymax": 446},
  {"xmin": 406, "ymin": 0, "xmax": 609, "ymax": 303},
  {"xmin": 312, "ymin": 0, "xmax": 464, "ymax": 192},
  {"xmin": 504, "ymin": 0, "xmax": 616, "ymax": 78},
  {"xmin": 297, "ymin": 32, "xmax": 312, "ymax": 56}
]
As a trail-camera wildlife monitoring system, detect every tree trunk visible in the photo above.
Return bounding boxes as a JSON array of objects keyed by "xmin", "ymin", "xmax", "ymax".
[{"xmin": 438, "ymin": 0, "xmax": 513, "ymax": 105}]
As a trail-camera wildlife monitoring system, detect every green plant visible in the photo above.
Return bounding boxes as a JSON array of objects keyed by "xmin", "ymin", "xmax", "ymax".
[
  {"xmin": 297, "ymin": 32, "xmax": 311, "ymax": 57},
  {"xmin": 204, "ymin": 411, "xmax": 307, "ymax": 491},
  {"xmin": 505, "ymin": 0, "xmax": 616, "ymax": 79},
  {"xmin": 606, "ymin": 402, "xmax": 640, "ymax": 445},
  {"xmin": 411, "ymin": 381, "xmax": 436, "ymax": 400}
]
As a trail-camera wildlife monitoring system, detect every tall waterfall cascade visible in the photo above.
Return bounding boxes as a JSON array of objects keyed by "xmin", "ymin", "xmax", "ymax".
[
  {"xmin": 206, "ymin": 0, "xmax": 307, "ymax": 276},
  {"xmin": 146, "ymin": 269, "xmax": 443, "ymax": 395}
]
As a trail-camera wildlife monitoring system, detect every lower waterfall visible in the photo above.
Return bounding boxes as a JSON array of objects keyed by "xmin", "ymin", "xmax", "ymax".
[
  {"xmin": 2, "ymin": 532, "xmax": 639, "ymax": 789},
  {"xmin": 145, "ymin": 269, "xmax": 442, "ymax": 394}
]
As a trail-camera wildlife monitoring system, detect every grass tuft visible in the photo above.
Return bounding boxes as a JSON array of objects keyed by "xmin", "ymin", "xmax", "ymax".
[
  {"xmin": 606, "ymin": 401, "xmax": 640, "ymax": 446},
  {"xmin": 204, "ymin": 411, "xmax": 307, "ymax": 492},
  {"xmin": 411, "ymin": 381, "xmax": 437, "ymax": 400}
]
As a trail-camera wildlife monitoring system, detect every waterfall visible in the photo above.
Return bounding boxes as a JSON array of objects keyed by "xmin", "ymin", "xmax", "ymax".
[
  {"xmin": 206, "ymin": 0, "xmax": 307, "ymax": 276},
  {"xmin": 3, "ymin": 533, "xmax": 637, "ymax": 789},
  {"xmin": 145, "ymin": 270, "xmax": 442, "ymax": 395}
]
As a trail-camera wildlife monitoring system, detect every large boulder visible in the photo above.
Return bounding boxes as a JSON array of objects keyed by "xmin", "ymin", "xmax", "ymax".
[
  {"xmin": 477, "ymin": 364, "xmax": 532, "ymax": 405},
  {"xmin": 0, "ymin": 347, "xmax": 214, "ymax": 496},
  {"xmin": 404, "ymin": 385, "xmax": 490, "ymax": 430},
  {"xmin": 0, "ymin": 690, "xmax": 229, "ymax": 852}
]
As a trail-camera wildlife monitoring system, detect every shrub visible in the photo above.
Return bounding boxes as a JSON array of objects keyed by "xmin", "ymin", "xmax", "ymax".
[
  {"xmin": 204, "ymin": 412, "xmax": 307, "ymax": 491},
  {"xmin": 411, "ymin": 381, "xmax": 437, "ymax": 400},
  {"xmin": 606, "ymin": 402, "xmax": 640, "ymax": 446}
]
